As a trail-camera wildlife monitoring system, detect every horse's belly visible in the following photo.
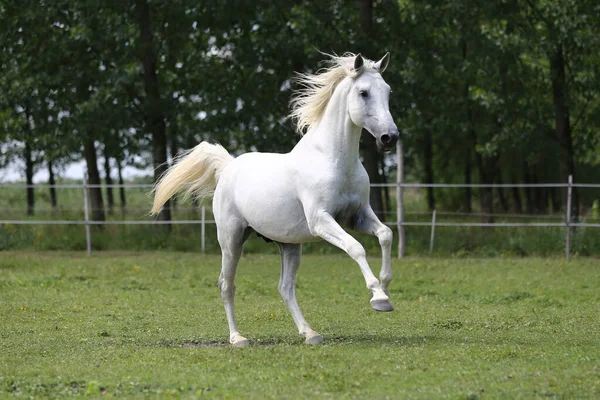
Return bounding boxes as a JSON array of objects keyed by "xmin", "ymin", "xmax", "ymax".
[
  {"xmin": 240, "ymin": 190, "xmax": 363, "ymax": 243},
  {"xmin": 239, "ymin": 197, "xmax": 315, "ymax": 243}
]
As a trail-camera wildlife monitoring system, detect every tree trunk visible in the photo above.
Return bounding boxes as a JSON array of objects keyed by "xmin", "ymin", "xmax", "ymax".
[
  {"xmin": 24, "ymin": 139, "xmax": 35, "ymax": 216},
  {"xmin": 469, "ymin": 126, "xmax": 496, "ymax": 221},
  {"xmin": 496, "ymin": 175, "xmax": 509, "ymax": 213},
  {"xmin": 103, "ymin": 148, "xmax": 114, "ymax": 215},
  {"xmin": 423, "ymin": 128, "xmax": 435, "ymax": 211},
  {"xmin": 550, "ymin": 44, "xmax": 578, "ymax": 219},
  {"xmin": 22, "ymin": 103, "xmax": 35, "ymax": 216},
  {"xmin": 357, "ymin": 0, "xmax": 386, "ymax": 221},
  {"xmin": 510, "ymin": 170, "xmax": 522, "ymax": 214},
  {"xmin": 83, "ymin": 136, "xmax": 105, "ymax": 224},
  {"xmin": 115, "ymin": 158, "xmax": 127, "ymax": 218},
  {"xmin": 104, "ymin": 145, "xmax": 115, "ymax": 215},
  {"xmin": 551, "ymin": 187, "xmax": 560, "ymax": 213},
  {"xmin": 533, "ymin": 173, "xmax": 546, "ymax": 213},
  {"xmin": 116, "ymin": 157, "xmax": 127, "ymax": 214},
  {"xmin": 461, "ymin": 38, "xmax": 477, "ymax": 217},
  {"xmin": 464, "ymin": 149, "xmax": 472, "ymax": 213},
  {"xmin": 476, "ymin": 157, "xmax": 495, "ymax": 223},
  {"xmin": 48, "ymin": 160, "xmax": 58, "ymax": 212},
  {"xmin": 524, "ymin": 166, "xmax": 535, "ymax": 214},
  {"xmin": 511, "ymin": 186, "xmax": 522, "ymax": 214},
  {"xmin": 136, "ymin": 0, "xmax": 171, "ymax": 226},
  {"xmin": 463, "ymin": 37, "xmax": 494, "ymax": 223},
  {"xmin": 538, "ymin": 188, "xmax": 548, "ymax": 213},
  {"xmin": 468, "ymin": 108, "xmax": 495, "ymax": 221}
]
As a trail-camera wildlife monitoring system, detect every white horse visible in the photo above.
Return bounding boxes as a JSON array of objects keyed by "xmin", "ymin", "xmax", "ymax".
[{"xmin": 151, "ymin": 53, "xmax": 399, "ymax": 347}]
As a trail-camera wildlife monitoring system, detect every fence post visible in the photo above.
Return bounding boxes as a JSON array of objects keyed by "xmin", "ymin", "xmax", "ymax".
[
  {"xmin": 82, "ymin": 179, "xmax": 92, "ymax": 256},
  {"xmin": 429, "ymin": 209, "xmax": 436, "ymax": 255},
  {"xmin": 565, "ymin": 175, "xmax": 572, "ymax": 260},
  {"xmin": 201, "ymin": 205, "xmax": 206, "ymax": 253},
  {"xmin": 396, "ymin": 140, "xmax": 405, "ymax": 258}
]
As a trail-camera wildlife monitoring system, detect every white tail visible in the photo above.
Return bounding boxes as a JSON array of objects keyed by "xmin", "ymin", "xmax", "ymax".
[{"xmin": 151, "ymin": 142, "xmax": 234, "ymax": 215}]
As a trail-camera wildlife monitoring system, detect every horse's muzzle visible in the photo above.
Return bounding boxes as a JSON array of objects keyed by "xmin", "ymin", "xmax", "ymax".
[{"xmin": 377, "ymin": 131, "xmax": 399, "ymax": 152}]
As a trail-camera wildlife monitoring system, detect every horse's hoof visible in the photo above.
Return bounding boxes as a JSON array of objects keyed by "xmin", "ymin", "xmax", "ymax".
[
  {"xmin": 304, "ymin": 333, "xmax": 323, "ymax": 345},
  {"xmin": 370, "ymin": 297, "xmax": 394, "ymax": 312},
  {"xmin": 231, "ymin": 335, "xmax": 250, "ymax": 347},
  {"xmin": 232, "ymin": 338, "xmax": 250, "ymax": 347}
]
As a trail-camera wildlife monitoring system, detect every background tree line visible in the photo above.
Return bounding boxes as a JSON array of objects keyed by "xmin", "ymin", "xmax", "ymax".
[{"xmin": 1, "ymin": 0, "xmax": 598, "ymax": 224}]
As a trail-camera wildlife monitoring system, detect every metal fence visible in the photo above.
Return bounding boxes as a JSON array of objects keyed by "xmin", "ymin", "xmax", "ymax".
[{"xmin": 1, "ymin": 176, "xmax": 599, "ymax": 259}]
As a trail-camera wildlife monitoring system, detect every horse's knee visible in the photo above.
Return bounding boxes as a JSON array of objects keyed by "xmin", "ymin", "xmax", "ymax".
[
  {"xmin": 347, "ymin": 242, "xmax": 366, "ymax": 260},
  {"xmin": 378, "ymin": 226, "xmax": 393, "ymax": 247}
]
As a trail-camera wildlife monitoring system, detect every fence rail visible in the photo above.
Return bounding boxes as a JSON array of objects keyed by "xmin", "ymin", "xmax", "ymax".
[
  {"xmin": 2, "ymin": 182, "xmax": 600, "ymax": 188},
  {"xmin": 1, "ymin": 175, "xmax": 598, "ymax": 258}
]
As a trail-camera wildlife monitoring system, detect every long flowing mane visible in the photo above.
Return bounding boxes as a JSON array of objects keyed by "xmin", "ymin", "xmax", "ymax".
[{"xmin": 289, "ymin": 53, "xmax": 378, "ymax": 134}]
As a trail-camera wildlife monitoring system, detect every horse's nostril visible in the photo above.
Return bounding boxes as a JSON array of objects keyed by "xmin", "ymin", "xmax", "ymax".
[{"xmin": 381, "ymin": 134, "xmax": 391, "ymax": 144}]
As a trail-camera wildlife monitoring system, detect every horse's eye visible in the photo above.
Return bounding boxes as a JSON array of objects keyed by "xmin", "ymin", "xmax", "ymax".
[{"xmin": 359, "ymin": 90, "xmax": 369, "ymax": 98}]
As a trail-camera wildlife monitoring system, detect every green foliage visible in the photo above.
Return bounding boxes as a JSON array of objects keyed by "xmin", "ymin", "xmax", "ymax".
[
  {"xmin": 1, "ymin": 253, "xmax": 599, "ymax": 398},
  {"xmin": 0, "ymin": 0, "xmax": 599, "ymax": 218}
]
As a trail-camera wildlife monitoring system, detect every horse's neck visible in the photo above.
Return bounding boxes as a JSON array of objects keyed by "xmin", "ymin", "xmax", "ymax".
[{"xmin": 296, "ymin": 81, "xmax": 362, "ymax": 165}]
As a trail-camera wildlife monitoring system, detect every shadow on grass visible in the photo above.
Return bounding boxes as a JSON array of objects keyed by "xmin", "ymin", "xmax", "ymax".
[
  {"xmin": 157, "ymin": 338, "xmax": 230, "ymax": 348},
  {"xmin": 157, "ymin": 337, "xmax": 309, "ymax": 348},
  {"xmin": 155, "ymin": 332, "xmax": 534, "ymax": 348}
]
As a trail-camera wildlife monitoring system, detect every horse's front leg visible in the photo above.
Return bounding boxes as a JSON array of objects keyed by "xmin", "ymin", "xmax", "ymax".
[
  {"xmin": 307, "ymin": 210, "xmax": 392, "ymax": 312},
  {"xmin": 353, "ymin": 205, "xmax": 393, "ymax": 296}
]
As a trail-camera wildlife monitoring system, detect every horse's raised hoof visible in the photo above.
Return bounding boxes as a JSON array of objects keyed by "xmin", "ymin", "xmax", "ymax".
[
  {"xmin": 304, "ymin": 333, "xmax": 323, "ymax": 345},
  {"xmin": 231, "ymin": 334, "xmax": 250, "ymax": 348},
  {"xmin": 370, "ymin": 297, "xmax": 394, "ymax": 312}
]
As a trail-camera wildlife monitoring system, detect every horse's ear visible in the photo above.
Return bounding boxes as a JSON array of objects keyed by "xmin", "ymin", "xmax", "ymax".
[
  {"xmin": 353, "ymin": 53, "xmax": 364, "ymax": 72},
  {"xmin": 374, "ymin": 52, "xmax": 390, "ymax": 74}
]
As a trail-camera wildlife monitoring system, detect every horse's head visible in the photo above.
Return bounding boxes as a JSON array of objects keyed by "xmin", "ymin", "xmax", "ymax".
[{"xmin": 347, "ymin": 53, "xmax": 399, "ymax": 152}]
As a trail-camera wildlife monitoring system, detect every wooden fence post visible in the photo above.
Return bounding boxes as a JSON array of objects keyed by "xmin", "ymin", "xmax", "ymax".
[{"xmin": 429, "ymin": 209, "xmax": 436, "ymax": 255}]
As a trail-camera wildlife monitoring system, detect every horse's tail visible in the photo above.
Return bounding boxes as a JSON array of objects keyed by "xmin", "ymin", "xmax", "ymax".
[{"xmin": 151, "ymin": 142, "xmax": 234, "ymax": 215}]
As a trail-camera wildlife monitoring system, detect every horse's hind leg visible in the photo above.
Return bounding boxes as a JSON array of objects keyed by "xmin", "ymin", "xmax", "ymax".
[
  {"xmin": 276, "ymin": 242, "xmax": 322, "ymax": 345},
  {"xmin": 217, "ymin": 225, "xmax": 251, "ymax": 347}
]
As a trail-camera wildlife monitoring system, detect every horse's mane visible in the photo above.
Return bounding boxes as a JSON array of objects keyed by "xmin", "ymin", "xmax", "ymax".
[{"xmin": 289, "ymin": 53, "xmax": 378, "ymax": 134}]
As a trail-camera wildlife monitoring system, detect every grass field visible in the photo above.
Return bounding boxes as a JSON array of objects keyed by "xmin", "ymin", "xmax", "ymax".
[{"xmin": 1, "ymin": 252, "xmax": 599, "ymax": 398}]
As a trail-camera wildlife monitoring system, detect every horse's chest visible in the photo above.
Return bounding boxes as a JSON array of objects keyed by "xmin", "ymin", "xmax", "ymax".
[
  {"xmin": 330, "ymin": 190, "xmax": 363, "ymax": 225},
  {"xmin": 318, "ymin": 171, "xmax": 368, "ymax": 223}
]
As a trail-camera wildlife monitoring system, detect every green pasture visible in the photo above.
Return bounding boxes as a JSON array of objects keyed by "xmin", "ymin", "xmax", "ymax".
[{"xmin": 1, "ymin": 252, "xmax": 599, "ymax": 398}]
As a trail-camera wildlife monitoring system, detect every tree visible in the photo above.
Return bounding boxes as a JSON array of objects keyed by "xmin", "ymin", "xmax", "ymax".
[{"xmin": 134, "ymin": 0, "xmax": 171, "ymax": 224}]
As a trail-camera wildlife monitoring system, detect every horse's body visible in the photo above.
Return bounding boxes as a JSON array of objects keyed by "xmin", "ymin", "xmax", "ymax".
[
  {"xmin": 217, "ymin": 138, "xmax": 368, "ymax": 244},
  {"xmin": 152, "ymin": 53, "xmax": 400, "ymax": 346}
]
